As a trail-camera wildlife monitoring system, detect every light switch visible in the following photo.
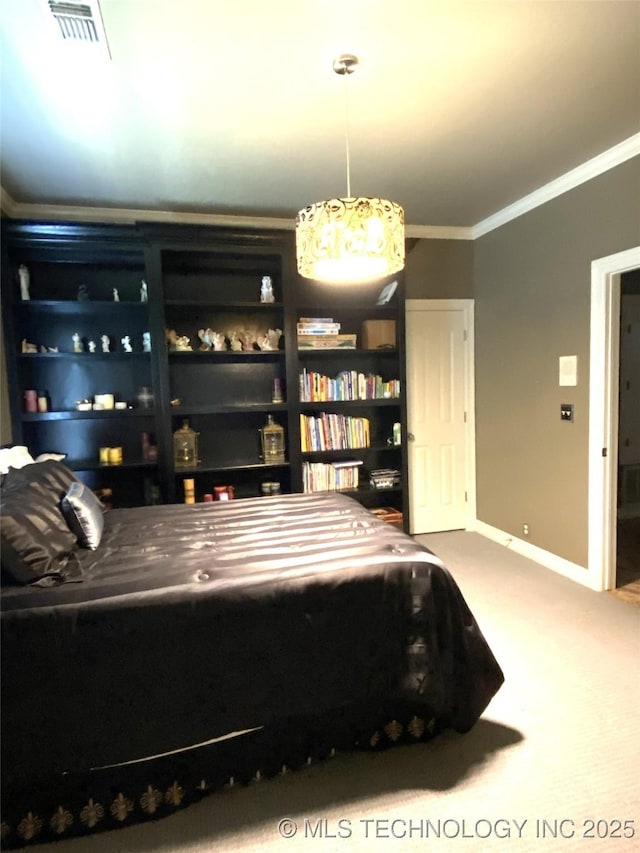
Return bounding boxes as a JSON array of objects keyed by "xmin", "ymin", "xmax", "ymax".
[{"xmin": 560, "ymin": 403, "xmax": 574, "ymax": 422}]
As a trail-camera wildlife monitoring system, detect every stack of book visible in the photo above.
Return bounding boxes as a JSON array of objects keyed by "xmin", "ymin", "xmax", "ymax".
[
  {"xmin": 297, "ymin": 317, "xmax": 357, "ymax": 349},
  {"xmin": 300, "ymin": 412, "xmax": 370, "ymax": 452},
  {"xmin": 299, "ymin": 368, "xmax": 400, "ymax": 402},
  {"xmin": 302, "ymin": 459, "xmax": 363, "ymax": 493}
]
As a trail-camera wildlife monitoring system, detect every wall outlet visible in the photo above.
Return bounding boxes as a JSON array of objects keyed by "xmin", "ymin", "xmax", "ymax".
[{"xmin": 522, "ymin": 523, "xmax": 529, "ymax": 536}]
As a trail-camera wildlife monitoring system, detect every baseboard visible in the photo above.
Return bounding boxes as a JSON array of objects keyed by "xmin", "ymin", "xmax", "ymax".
[{"xmin": 470, "ymin": 519, "xmax": 599, "ymax": 591}]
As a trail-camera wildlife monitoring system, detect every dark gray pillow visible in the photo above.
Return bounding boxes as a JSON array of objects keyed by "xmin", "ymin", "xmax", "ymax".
[
  {"xmin": 2, "ymin": 459, "xmax": 80, "ymax": 501},
  {"xmin": 61, "ymin": 481, "xmax": 104, "ymax": 550},
  {"xmin": 0, "ymin": 477, "xmax": 79, "ymax": 585}
]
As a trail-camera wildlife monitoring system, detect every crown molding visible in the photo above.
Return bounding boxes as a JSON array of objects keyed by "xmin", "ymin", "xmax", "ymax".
[
  {"xmin": 0, "ymin": 194, "xmax": 295, "ymax": 231},
  {"xmin": 472, "ymin": 133, "xmax": 640, "ymax": 238},
  {"xmin": 405, "ymin": 224, "xmax": 473, "ymax": 240},
  {"xmin": 3, "ymin": 134, "xmax": 638, "ymax": 239}
]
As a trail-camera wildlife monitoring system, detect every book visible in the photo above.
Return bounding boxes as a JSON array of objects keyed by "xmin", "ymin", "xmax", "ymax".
[
  {"xmin": 297, "ymin": 323, "xmax": 341, "ymax": 335},
  {"xmin": 297, "ymin": 334, "xmax": 357, "ymax": 349}
]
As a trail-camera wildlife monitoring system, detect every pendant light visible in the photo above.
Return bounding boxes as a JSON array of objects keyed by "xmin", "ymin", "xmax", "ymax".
[{"xmin": 295, "ymin": 54, "xmax": 405, "ymax": 284}]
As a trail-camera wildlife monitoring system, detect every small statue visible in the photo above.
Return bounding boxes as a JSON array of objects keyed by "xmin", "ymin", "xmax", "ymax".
[
  {"xmin": 142, "ymin": 331, "xmax": 151, "ymax": 352},
  {"xmin": 198, "ymin": 328, "xmax": 213, "ymax": 351},
  {"xmin": 18, "ymin": 265, "xmax": 30, "ymax": 301},
  {"xmin": 260, "ymin": 275, "xmax": 275, "ymax": 303},
  {"xmin": 140, "ymin": 280, "xmax": 148, "ymax": 303},
  {"xmin": 240, "ymin": 331, "xmax": 257, "ymax": 351},
  {"xmin": 166, "ymin": 329, "xmax": 193, "ymax": 351},
  {"xmin": 101, "ymin": 334, "xmax": 110, "ymax": 353},
  {"xmin": 121, "ymin": 335, "xmax": 132, "ymax": 353},
  {"xmin": 72, "ymin": 332, "xmax": 83, "ymax": 353},
  {"xmin": 228, "ymin": 331, "xmax": 243, "ymax": 351},
  {"xmin": 77, "ymin": 285, "xmax": 89, "ymax": 301},
  {"xmin": 88, "ymin": 340, "xmax": 96, "ymax": 353},
  {"xmin": 212, "ymin": 332, "xmax": 226, "ymax": 351},
  {"xmin": 21, "ymin": 339, "xmax": 38, "ymax": 353},
  {"xmin": 257, "ymin": 327, "xmax": 282, "ymax": 351},
  {"xmin": 113, "ymin": 288, "xmax": 120, "ymax": 302}
]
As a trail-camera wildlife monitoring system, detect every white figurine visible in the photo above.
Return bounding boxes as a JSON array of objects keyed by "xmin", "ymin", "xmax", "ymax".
[
  {"xmin": 260, "ymin": 275, "xmax": 274, "ymax": 303},
  {"xmin": 142, "ymin": 332, "xmax": 151, "ymax": 352},
  {"xmin": 140, "ymin": 281, "xmax": 148, "ymax": 303},
  {"xmin": 101, "ymin": 335, "xmax": 110, "ymax": 353},
  {"xmin": 121, "ymin": 335, "xmax": 132, "ymax": 353},
  {"xmin": 113, "ymin": 288, "xmax": 120, "ymax": 302},
  {"xmin": 72, "ymin": 332, "xmax": 82, "ymax": 353},
  {"xmin": 18, "ymin": 265, "xmax": 30, "ymax": 301},
  {"xmin": 88, "ymin": 340, "xmax": 96, "ymax": 353}
]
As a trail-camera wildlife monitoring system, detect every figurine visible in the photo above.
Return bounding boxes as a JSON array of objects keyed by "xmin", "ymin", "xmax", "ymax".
[
  {"xmin": 77, "ymin": 285, "xmax": 89, "ymax": 301},
  {"xmin": 88, "ymin": 340, "xmax": 96, "ymax": 353},
  {"xmin": 166, "ymin": 329, "xmax": 193, "ymax": 351},
  {"xmin": 142, "ymin": 331, "xmax": 151, "ymax": 352},
  {"xmin": 198, "ymin": 328, "xmax": 213, "ymax": 351},
  {"xmin": 140, "ymin": 280, "xmax": 148, "ymax": 303},
  {"xmin": 18, "ymin": 265, "xmax": 30, "ymax": 301},
  {"xmin": 260, "ymin": 275, "xmax": 275, "ymax": 303},
  {"xmin": 257, "ymin": 328, "xmax": 282, "ymax": 351},
  {"xmin": 228, "ymin": 331, "xmax": 243, "ymax": 351},
  {"xmin": 72, "ymin": 332, "xmax": 83, "ymax": 353},
  {"xmin": 101, "ymin": 334, "xmax": 110, "ymax": 353},
  {"xmin": 212, "ymin": 332, "xmax": 226, "ymax": 351},
  {"xmin": 113, "ymin": 288, "xmax": 120, "ymax": 302},
  {"xmin": 21, "ymin": 339, "xmax": 38, "ymax": 353},
  {"xmin": 121, "ymin": 335, "xmax": 132, "ymax": 353}
]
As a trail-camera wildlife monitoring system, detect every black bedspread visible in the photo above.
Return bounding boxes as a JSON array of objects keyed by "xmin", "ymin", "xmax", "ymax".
[{"xmin": 1, "ymin": 493, "xmax": 503, "ymax": 791}]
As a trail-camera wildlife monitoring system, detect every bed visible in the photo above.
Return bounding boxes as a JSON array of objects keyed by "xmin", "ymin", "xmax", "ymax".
[{"xmin": 1, "ymin": 461, "xmax": 503, "ymax": 849}]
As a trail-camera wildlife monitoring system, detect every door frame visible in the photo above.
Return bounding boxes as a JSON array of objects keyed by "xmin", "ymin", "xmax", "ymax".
[
  {"xmin": 405, "ymin": 299, "xmax": 476, "ymax": 530},
  {"xmin": 588, "ymin": 246, "xmax": 640, "ymax": 590}
]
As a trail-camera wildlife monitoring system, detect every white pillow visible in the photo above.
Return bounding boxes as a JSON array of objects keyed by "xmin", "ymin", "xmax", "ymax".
[{"xmin": 0, "ymin": 446, "xmax": 35, "ymax": 474}]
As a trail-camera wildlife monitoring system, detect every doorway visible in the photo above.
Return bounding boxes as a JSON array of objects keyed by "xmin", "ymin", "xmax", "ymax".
[
  {"xmin": 588, "ymin": 247, "xmax": 640, "ymax": 592},
  {"xmin": 405, "ymin": 299, "xmax": 475, "ymax": 534}
]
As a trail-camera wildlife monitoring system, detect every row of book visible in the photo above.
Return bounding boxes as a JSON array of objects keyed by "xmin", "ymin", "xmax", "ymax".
[
  {"xmin": 300, "ymin": 412, "xmax": 370, "ymax": 452},
  {"xmin": 299, "ymin": 369, "xmax": 400, "ymax": 402},
  {"xmin": 297, "ymin": 316, "xmax": 356, "ymax": 349},
  {"xmin": 302, "ymin": 459, "xmax": 362, "ymax": 493}
]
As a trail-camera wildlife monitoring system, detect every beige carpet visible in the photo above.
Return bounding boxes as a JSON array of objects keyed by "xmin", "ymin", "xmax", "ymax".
[{"xmin": 25, "ymin": 532, "xmax": 640, "ymax": 853}]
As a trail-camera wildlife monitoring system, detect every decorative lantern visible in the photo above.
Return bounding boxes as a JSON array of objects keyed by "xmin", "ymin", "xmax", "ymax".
[
  {"xmin": 173, "ymin": 419, "xmax": 199, "ymax": 468},
  {"xmin": 260, "ymin": 414, "xmax": 285, "ymax": 464}
]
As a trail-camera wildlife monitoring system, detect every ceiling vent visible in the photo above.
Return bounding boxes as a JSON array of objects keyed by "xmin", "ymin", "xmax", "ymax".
[{"xmin": 46, "ymin": 1, "xmax": 110, "ymax": 55}]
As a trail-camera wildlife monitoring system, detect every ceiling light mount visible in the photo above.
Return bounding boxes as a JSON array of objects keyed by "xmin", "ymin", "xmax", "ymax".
[
  {"xmin": 295, "ymin": 53, "xmax": 405, "ymax": 284},
  {"xmin": 332, "ymin": 53, "xmax": 359, "ymax": 76}
]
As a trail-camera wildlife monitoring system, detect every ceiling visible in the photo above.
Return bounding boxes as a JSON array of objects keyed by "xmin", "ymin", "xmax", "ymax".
[{"xmin": 1, "ymin": 0, "xmax": 639, "ymax": 234}]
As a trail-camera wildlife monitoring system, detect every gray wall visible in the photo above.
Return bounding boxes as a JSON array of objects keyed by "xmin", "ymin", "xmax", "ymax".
[
  {"xmin": 405, "ymin": 238, "xmax": 474, "ymax": 298},
  {"xmin": 474, "ymin": 156, "xmax": 640, "ymax": 568}
]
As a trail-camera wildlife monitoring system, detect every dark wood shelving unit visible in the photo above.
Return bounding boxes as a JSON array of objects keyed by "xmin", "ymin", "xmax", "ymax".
[{"xmin": 2, "ymin": 219, "xmax": 409, "ymax": 527}]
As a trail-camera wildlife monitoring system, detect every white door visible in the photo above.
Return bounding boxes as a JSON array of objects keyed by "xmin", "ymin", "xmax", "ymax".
[{"xmin": 406, "ymin": 300, "xmax": 473, "ymax": 534}]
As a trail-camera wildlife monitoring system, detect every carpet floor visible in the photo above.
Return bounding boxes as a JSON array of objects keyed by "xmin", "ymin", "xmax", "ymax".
[{"xmin": 24, "ymin": 531, "xmax": 640, "ymax": 853}]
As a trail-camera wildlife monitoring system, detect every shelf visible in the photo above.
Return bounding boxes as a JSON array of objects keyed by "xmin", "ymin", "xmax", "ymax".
[
  {"xmin": 21, "ymin": 409, "xmax": 157, "ymax": 421},
  {"xmin": 15, "ymin": 300, "xmax": 148, "ymax": 314},
  {"xmin": 68, "ymin": 460, "xmax": 159, "ymax": 472},
  {"xmin": 171, "ymin": 402, "xmax": 287, "ymax": 415},
  {"xmin": 165, "ymin": 301, "xmax": 283, "ymax": 310},
  {"xmin": 174, "ymin": 461, "xmax": 291, "ymax": 475},
  {"xmin": 299, "ymin": 398, "xmax": 402, "ymax": 409},
  {"xmin": 168, "ymin": 350, "xmax": 284, "ymax": 360},
  {"xmin": 18, "ymin": 352, "xmax": 151, "ymax": 360},
  {"xmin": 301, "ymin": 444, "xmax": 401, "ymax": 458},
  {"xmin": 297, "ymin": 347, "xmax": 397, "ymax": 357}
]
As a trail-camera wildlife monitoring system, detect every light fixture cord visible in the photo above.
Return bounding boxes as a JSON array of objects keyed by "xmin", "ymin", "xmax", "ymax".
[{"xmin": 343, "ymin": 69, "xmax": 352, "ymax": 198}]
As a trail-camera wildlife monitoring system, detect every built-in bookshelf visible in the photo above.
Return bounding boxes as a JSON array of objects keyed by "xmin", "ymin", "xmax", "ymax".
[{"xmin": 1, "ymin": 220, "xmax": 409, "ymax": 527}]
